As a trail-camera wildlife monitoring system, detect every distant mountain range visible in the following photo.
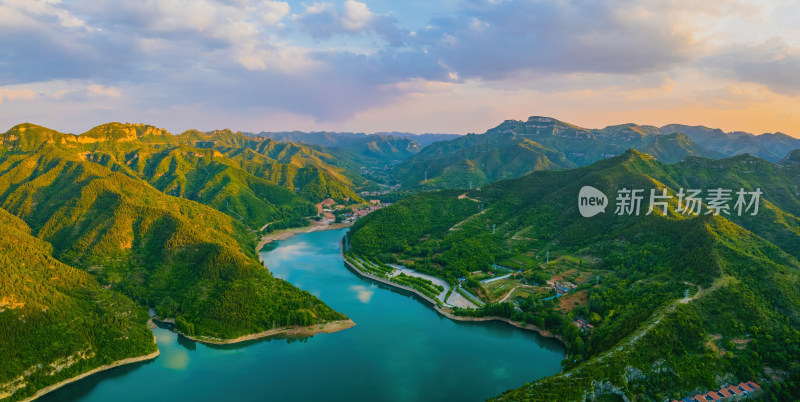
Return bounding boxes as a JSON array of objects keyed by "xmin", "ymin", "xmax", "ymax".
[
  {"xmin": 250, "ymin": 130, "xmax": 460, "ymax": 148},
  {"xmin": 393, "ymin": 116, "xmax": 800, "ymax": 189}
]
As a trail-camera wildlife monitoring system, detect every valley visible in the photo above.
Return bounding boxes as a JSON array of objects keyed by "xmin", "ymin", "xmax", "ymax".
[{"xmin": 2, "ymin": 117, "xmax": 799, "ymax": 401}]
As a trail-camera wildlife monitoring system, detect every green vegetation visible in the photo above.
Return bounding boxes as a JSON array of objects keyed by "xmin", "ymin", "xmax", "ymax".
[
  {"xmin": 0, "ymin": 209, "xmax": 157, "ymax": 401},
  {"xmin": 0, "ymin": 123, "xmax": 364, "ymax": 228},
  {"xmin": 344, "ymin": 254, "xmax": 394, "ymax": 278},
  {"xmin": 0, "ymin": 123, "xmax": 351, "ymax": 400},
  {"xmin": 393, "ymin": 116, "xmax": 800, "ymax": 189},
  {"xmin": 390, "ymin": 273, "xmax": 444, "ymax": 302},
  {"xmin": 350, "ymin": 149, "xmax": 800, "ymax": 400}
]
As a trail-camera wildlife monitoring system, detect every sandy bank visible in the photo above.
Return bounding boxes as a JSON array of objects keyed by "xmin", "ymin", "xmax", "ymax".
[
  {"xmin": 22, "ymin": 323, "xmax": 160, "ymax": 402},
  {"xmin": 168, "ymin": 319, "xmax": 356, "ymax": 345}
]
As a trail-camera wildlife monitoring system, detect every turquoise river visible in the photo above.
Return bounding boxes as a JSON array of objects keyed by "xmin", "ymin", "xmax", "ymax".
[{"xmin": 40, "ymin": 228, "xmax": 565, "ymax": 401}]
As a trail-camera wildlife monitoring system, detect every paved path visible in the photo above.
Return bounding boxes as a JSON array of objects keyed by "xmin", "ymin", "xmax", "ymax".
[
  {"xmin": 481, "ymin": 273, "xmax": 513, "ymax": 284},
  {"xmin": 388, "ymin": 264, "xmax": 451, "ymax": 303}
]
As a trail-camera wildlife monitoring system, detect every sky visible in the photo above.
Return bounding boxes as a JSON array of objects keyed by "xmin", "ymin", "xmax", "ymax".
[{"xmin": 1, "ymin": 0, "xmax": 800, "ymax": 137}]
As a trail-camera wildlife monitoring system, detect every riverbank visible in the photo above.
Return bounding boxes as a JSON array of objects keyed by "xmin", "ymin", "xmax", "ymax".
[
  {"xmin": 256, "ymin": 218, "xmax": 352, "ymax": 256},
  {"xmin": 21, "ymin": 322, "xmax": 160, "ymax": 402},
  {"xmin": 340, "ymin": 243, "xmax": 565, "ymax": 346},
  {"xmin": 161, "ymin": 319, "xmax": 356, "ymax": 345}
]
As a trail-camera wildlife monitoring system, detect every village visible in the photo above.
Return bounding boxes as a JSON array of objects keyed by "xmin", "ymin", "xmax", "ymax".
[
  {"xmin": 673, "ymin": 381, "xmax": 762, "ymax": 401},
  {"xmin": 316, "ymin": 197, "xmax": 391, "ymax": 223}
]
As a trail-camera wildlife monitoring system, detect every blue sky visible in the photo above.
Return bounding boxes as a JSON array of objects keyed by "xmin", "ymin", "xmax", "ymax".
[{"xmin": 1, "ymin": 0, "xmax": 800, "ymax": 136}]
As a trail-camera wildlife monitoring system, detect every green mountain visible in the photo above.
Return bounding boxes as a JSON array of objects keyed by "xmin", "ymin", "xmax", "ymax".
[
  {"xmin": 393, "ymin": 117, "xmax": 724, "ymax": 189},
  {"xmin": 394, "ymin": 131, "xmax": 577, "ymax": 189},
  {"xmin": 660, "ymin": 124, "xmax": 800, "ymax": 162},
  {"xmin": 0, "ymin": 208, "xmax": 157, "ymax": 402},
  {"xmin": 348, "ymin": 149, "xmax": 800, "ymax": 400},
  {"xmin": 1, "ymin": 123, "xmax": 366, "ymax": 228},
  {"xmin": 0, "ymin": 145, "xmax": 345, "ymax": 336},
  {"xmin": 248, "ymin": 130, "xmax": 458, "ymax": 190},
  {"xmin": 251, "ymin": 131, "xmax": 424, "ymax": 162},
  {"xmin": 778, "ymin": 149, "xmax": 800, "ymax": 166}
]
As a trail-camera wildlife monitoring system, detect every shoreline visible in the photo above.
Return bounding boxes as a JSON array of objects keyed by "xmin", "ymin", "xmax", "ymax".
[
  {"xmin": 340, "ymin": 242, "xmax": 566, "ymax": 346},
  {"xmin": 140, "ymin": 219, "xmax": 359, "ymax": 347},
  {"xmin": 256, "ymin": 219, "xmax": 353, "ymax": 257},
  {"xmin": 21, "ymin": 321, "xmax": 160, "ymax": 402},
  {"xmin": 158, "ymin": 319, "xmax": 356, "ymax": 345}
]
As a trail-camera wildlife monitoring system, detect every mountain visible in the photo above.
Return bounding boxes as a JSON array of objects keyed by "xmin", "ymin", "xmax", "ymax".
[
  {"xmin": 348, "ymin": 149, "xmax": 800, "ymax": 400},
  {"xmin": 0, "ymin": 122, "xmax": 353, "ymax": 399},
  {"xmin": 0, "ymin": 208, "xmax": 157, "ymax": 402},
  {"xmin": 250, "ymin": 131, "xmax": 462, "ymax": 186},
  {"xmin": 393, "ymin": 116, "xmax": 800, "ymax": 190},
  {"xmin": 660, "ymin": 124, "xmax": 800, "ymax": 162},
  {"xmin": 0, "ymin": 145, "xmax": 345, "ymax": 337},
  {"xmin": 393, "ymin": 131, "xmax": 577, "ymax": 189},
  {"xmin": 393, "ymin": 117, "xmax": 725, "ymax": 189},
  {"xmin": 778, "ymin": 149, "xmax": 800, "ymax": 166},
  {"xmin": 253, "ymin": 130, "xmax": 459, "ymax": 148},
  {"xmin": 1, "ymin": 123, "xmax": 363, "ymax": 228}
]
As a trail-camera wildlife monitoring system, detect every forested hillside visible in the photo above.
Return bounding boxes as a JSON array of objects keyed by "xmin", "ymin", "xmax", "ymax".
[
  {"xmin": 0, "ymin": 208, "xmax": 157, "ymax": 402},
  {"xmin": 0, "ymin": 144, "xmax": 345, "ymax": 337},
  {"xmin": 1, "ymin": 123, "xmax": 362, "ymax": 227},
  {"xmin": 349, "ymin": 150, "xmax": 800, "ymax": 400}
]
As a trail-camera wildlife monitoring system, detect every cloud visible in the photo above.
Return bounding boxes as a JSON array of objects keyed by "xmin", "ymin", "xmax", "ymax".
[
  {"xmin": 87, "ymin": 84, "xmax": 121, "ymax": 98},
  {"xmin": 349, "ymin": 285, "xmax": 374, "ymax": 303},
  {"xmin": 292, "ymin": 1, "xmax": 404, "ymax": 45},
  {"xmin": 706, "ymin": 38, "xmax": 800, "ymax": 96},
  {"xmin": 396, "ymin": 0, "xmax": 707, "ymax": 82},
  {"xmin": 0, "ymin": 88, "xmax": 37, "ymax": 103},
  {"xmin": 1, "ymin": 0, "xmax": 799, "ymax": 133},
  {"xmin": 262, "ymin": 1, "xmax": 291, "ymax": 25}
]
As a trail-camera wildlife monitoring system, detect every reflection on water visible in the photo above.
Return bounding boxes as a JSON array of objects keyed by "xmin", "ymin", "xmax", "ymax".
[
  {"xmin": 41, "ymin": 228, "xmax": 565, "ymax": 402},
  {"xmin": 349, "ymin": 284, "xmax": 375, "ymax": 303}
]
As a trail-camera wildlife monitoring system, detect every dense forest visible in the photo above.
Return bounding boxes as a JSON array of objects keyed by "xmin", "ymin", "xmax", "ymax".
[
  {"xmin": 350, "ymin": 149, "xmax": 800, "ymax": 400},
  {"xmin": 0, "ymin": 208, "xmax": 157, "ymax": 401}
]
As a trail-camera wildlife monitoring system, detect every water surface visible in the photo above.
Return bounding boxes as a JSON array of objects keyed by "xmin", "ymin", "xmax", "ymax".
[{"xmin": 41, "ymin": 228, "xmax": 564, "ymax": 401}]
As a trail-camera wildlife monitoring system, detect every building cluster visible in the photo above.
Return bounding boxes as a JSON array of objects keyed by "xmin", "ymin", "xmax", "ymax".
[
  {"xmin": 546, "ymin": 280, "xmax": 577, "ymax": 295},
  {"xmin": 673, "ymin": 381, "xmax": 761, "ymax": 401},
  {"xmin": 358, "ymin": 186, "xmax": 400, "ymax": 196},
  {"xmin": 573, "ymin": 318, "xmax": 594, "ymax": 333}
]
